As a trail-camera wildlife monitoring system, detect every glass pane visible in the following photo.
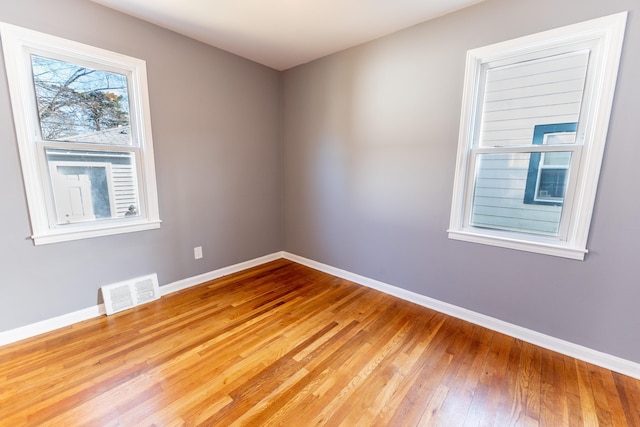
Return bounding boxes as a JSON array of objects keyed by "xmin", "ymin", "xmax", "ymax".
[
  {"xmin": 31, "ymin": 55, "xmax": 131, "ymax": 144},
  {"xmin": 470, "ymin": 152, "xmax": 566, "ymax": 236},
  {"xmin": 544, "ymin": 132, "xmax": 576, "ymax": 145},
  {"xmin": 478, "ymin": 51, "xmax": 588, "ymax": 148},
  {"xmin": 46, "ymin": 148, "xmax": 139, "ymax": 224},
  {"xmin": 537, "ymin": 169, "xmax": 567, "ymax": 200},
  {"xmin": 543, "ymin": 152, "xmax": 571, "ymax": 166}
]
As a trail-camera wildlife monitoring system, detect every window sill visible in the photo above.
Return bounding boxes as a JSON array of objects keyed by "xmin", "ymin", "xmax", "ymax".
[
  {"xmin": 447, "ymin": 229, "xmax": 587, "ymax": 260},
  {"xmin": 32, "ymin": 220, "xmax": 162, "ymax": 245}
]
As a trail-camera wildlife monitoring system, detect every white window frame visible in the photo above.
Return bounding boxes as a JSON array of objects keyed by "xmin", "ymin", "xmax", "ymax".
[
  {"xmin": 448, "ymin": 12, "xmax": 627, "ymax": 260},
  {"xmin": 1, "ymin": 23, "xmax": 161, "ymax": 245}
]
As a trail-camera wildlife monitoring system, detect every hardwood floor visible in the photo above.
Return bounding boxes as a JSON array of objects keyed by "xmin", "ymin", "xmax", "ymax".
[{"xmin": 1, "ymin": 259, "xmax": 639, "ymax": 426}]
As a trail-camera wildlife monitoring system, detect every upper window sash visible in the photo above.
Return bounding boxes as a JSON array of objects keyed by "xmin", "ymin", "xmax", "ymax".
[{"xmin": 30, "ymin": 54, "xmax": 133, "ymax": 146}]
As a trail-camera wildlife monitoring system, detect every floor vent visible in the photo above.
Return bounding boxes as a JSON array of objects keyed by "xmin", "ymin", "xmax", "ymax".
[{"xmin": 101, "ymin": 273, "xmax": 160, "ymax": 315}]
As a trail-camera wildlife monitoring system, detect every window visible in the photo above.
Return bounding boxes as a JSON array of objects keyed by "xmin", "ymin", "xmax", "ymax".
[
  {"xmin": 523, "ymin": 123, "xmax": 577, "ymax": 206},
  {"xmin": 1, "ymin": 23, "xmax": 160, "ymax": 244},
  {"xmin": 448, "ymin": 13, "xmax": 627, "ymax": 260}
]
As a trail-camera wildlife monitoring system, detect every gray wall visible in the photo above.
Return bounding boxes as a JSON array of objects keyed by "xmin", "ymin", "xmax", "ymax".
[
  {"xmin": 0, "ymin": 0, "xmax": 282, "ymax": 331},
  {"xmin": 282, "ymin": 0, "xmax": 640, "ymax": 363}
]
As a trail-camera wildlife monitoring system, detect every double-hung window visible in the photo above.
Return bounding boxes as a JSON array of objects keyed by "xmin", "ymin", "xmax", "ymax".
[
  {"xmin": 1, "ymin": 23, "xmax": 160, "ymax": 244},
  {"xmin": 448, "ymin": 13, "xmax": 627, "ymax": 260}
]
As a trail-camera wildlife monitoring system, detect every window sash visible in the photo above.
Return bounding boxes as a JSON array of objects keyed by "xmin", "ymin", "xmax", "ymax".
[
  {"xmin": 463, "ymin": 145, "xmax": 581, "ymax": 240},
  {"xmin": 18, "ymin": 46, "xmax": 143, "ymax": 140},
  {"xmin": 474, "ymin": 50, "xmax": 589, "ymax": 150},
  {"xmin": 29, "ymin": 54, "xmax": 133, "ymax": 145},
  {"xmin": 38, "ymin": 141, "xmax": 144, "ymax": 229}
]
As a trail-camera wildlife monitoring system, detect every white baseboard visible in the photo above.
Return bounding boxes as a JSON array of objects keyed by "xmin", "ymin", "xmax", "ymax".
[
  {"xmin": 0, "ymin": 305, "xmax": 105, "ymax": 347},
  {"xmin": 0, "ymin": 252, "xmax": 284, "ymax": 347},
  {"xmin": 3, "ymin": 250, "xmax": 638, "ymax": 380},
  {"xmin": 160, "ymin": 252, "xmax": 284, "ymax": 296},
  {"xmin": 282, "ymin": 252, "xmax": 640, "ymax": 380}
]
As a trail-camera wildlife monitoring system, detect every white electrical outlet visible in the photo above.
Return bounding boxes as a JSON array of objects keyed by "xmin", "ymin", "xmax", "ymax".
[{"xmin": 194, "ymin": 246, "xmax": 203, "ymax": 260}]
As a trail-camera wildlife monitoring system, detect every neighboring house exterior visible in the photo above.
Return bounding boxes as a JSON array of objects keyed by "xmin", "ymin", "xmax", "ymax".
[{"xmin": 49, "ymin": 125, "xmax": 138, "ymax": 223}]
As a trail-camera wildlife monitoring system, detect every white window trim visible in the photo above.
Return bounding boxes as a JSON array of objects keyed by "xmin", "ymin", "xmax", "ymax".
[
  {"xmin": 0, "ymin": 23, "xmax": 161, "ymax": 245},
  {"xmin": 448, "ymin": 12, "xmax": 627, "ymax": 260}
]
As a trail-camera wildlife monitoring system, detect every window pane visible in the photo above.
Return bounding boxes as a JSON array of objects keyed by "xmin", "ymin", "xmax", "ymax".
[
  {"xmin": 544, "ymin": 132, "xmax": 576, "ymax": 145},
  {"xmin": 46, "ymin": 148, "xmax": 139, "ymax": 224},
  {"xmin": 31, "ymin": 55, "xmax": 131, "ymax": 144},
  {"xmin": 470, "ymin": 152, "xmax": 566, "ymax": 235},
  {"xmin": 478, "ymin": 51, "xmax": 588, "ymax": 148},
  {"xmin": 537, "ymin": 168, "xmax": 567, "ymax": 200},
  {"xmin": 543, "ymin": 152, "xmax": 571, "ymax": 166}
]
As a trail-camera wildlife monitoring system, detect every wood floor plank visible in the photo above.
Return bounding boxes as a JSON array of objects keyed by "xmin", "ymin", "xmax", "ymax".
[
  {"xmin": 465, "ymin": 332, "xmax": 515, "ymax": 426},
  {"xmin": 440, "ymin": 324, "xmax": 495, "ymax": 425},
  {"xmin": 1, "ymin": 259, "xmax": 639, "ymax": 426},
  {"xmin": 310, "ymin": 316, "xmax": 415, "ymax": 425},
  {"xmin": 539, "ymin": 349, "xmax": 570, "ymax": 426},
  {"xmin": 613, "ymin": 372, "xmax": 640, "ymax": 426},
  {"xmin": 575, "ymin": 359, "xmax": 601, "ymax": 426}
]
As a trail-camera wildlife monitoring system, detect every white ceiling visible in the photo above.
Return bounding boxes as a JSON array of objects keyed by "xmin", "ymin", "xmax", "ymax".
[{"xmin": 90, "ymin": 0, "xmax": 486, "ymax": 70}]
